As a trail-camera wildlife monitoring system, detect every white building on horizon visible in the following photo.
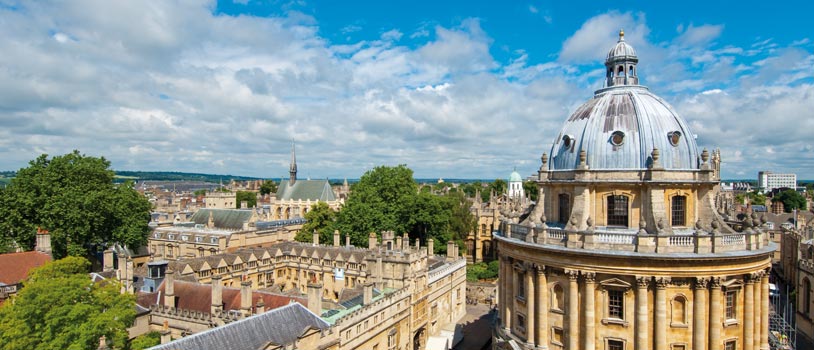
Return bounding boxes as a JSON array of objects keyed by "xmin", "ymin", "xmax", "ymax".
[{"xmin": 758, "ymin": 171, "xmax": 797, "ymax": 193}]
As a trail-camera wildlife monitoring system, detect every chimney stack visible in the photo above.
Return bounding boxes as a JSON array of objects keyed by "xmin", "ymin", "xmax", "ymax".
[
  {"xmin": 403, "ymin": 233, "xmax": 410, "ymax": 251},
  {"xmin": 211, "ymin": 275, "xmax": 223, "ymax": 315},
  {"xmin": 363, "ymin": 282, "xmax": 374, "ymax": 305},
  {"xmin": 160, "ymin": 321, "xmax": 171, "ymax": 344},
  {"xmin": 240, "ymin": 280, "xmax": 252, "ymax": 316},
  {"xmin": 447, "ymin": 241, "xmax": 455, "ymax": 259},
  {"xmin": 35, "ymin": 231, "xmax": 51, "ymax": 255},
  {"xmin": 345, "ymin": 234, "xmax": 351, "ymax": 247},
  {"xmin": 164, "ymin": 268, "xmax": 175, "ymax": 308},
  {"xmin": 307, "ymin": 283, "xmax": 323, "ymax": 315},
  {"xmin": 256, "ymin": 300, "xmax": 265, "ymax": 314},
  {"xmin": 428, "ymin": 238, "xmax": 434, "ymax": 256},
  {"xmin": 333, "ymin": 230, "xmax": 340, "ymax": 247},
  {"xmin": 368, "ymin": 232, "xmax": 377, "ymax": 250},
  {"xmin": 395, "ymin": 234, "xmax": 402, "ymax": 251},
  {"xmin": 313, "ymin": 230, "xmax": 319, "ymax": 246},
  {"xmin": 103, "ymin": 248, "xmax": 114, "ymax": 272}
]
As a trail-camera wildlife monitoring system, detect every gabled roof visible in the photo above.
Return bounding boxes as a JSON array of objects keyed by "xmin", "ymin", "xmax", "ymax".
[
  {"xmin": 148, "ymin": 303, "xmax": 328, "ymax": 350},
  {"xmin": 275, "ymin": 179, "xmax": 336, "ymax": 202},
  {"xmin": 149, "ymin": 280, "xmax": 307, "ymax": 315},
  {"xmin": 0, "ymin": 251, "xmax": 52, "ymax": 285},
  {"xmin": 190, "ymin": 209, "xmax": 254, "ymax": 230}
]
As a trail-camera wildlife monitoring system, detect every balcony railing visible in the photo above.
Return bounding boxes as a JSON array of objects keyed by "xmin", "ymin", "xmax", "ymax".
[{"xmin": 496, "ymin": 222, "xmax": 769, "ymax": 254}]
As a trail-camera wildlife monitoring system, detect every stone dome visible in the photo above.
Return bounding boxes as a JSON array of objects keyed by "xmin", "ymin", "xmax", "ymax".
[{"xmin": 548, "ymin": 33, "xmax": 700, "ymax": 171}]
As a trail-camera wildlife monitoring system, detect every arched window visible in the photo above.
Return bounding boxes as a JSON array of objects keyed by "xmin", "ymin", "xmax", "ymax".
[
  {"xmin": 804, "ymin": 278, "xmax": 811, "ymax": 315},
  {"xmin": 607, "ymin": 195, "xmax": 629, "ymax": 227},
  {"xmin": 671, "ymin": 295, "xmax": 687, "ymax": 325},
  {"xmin": 558, "ymin": 194, "xmax": 571, "ymax": 224},
  {"xmin": 552, "ymin": 284, "xmax": 564, "ymax": 311},
  {"xmin": 629, "ymin": 65, "xmax": 635, "ymax": 76},
  {"xmin": 617, "ymin": 65, "xmax": 624, "ymax": 75},
  {"xmin": 672, "ymin": 196, "xmax": 687, "ymax": 226}
]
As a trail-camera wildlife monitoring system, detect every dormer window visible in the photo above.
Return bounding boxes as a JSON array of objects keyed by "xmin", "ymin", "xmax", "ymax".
[
  {"xmin": 610, "ymin": 131, "xmax": 625, "ymax": 146},
  {"xmin": 668, "ymin": 131, "xmax": 682, "ymax": 146},
  {"xmin": 562, "ymin": 135, "xmax": 574, "ymax": 150}
]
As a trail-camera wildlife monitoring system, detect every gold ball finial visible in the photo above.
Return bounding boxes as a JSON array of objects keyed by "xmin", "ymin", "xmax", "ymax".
[{"xmin": 619, "ymin": 29, "xmax": 625, "ymax": 39}]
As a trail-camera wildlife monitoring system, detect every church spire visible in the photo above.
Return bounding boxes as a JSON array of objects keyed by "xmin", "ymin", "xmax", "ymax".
[{"xmin": 289, "ymin": 140, "xmax": 297, "ymax": 186}]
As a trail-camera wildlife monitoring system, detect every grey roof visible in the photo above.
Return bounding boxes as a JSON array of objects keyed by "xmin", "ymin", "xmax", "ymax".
[
  {"xmin": 189, "ymin": 209, "xmax": 253, "ymax": 230},
  {"xmin": 276, "ymin": 179, "xmax": 336, "ymax": 202},
  {"xmin": 148, "ymin": 302, "xmax": 329, "ymax": 350}
]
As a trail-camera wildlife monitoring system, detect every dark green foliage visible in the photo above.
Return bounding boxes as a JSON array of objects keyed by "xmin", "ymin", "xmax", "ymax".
[
  {"xmin": 466, "ymin": 260, "xmax": 499, "ymax": 282},
  {"xmin": 489, "ymin": 179, "xmax": 507, "ymax": 196},
  {"xmin": 735, "ymin": 190, "xmax": 766, "ymax": 206},
  {"xmin": 334, "ymin": 165, "xmax": 474, "ymax": 252},
  {"xmin": 235, "ymin": 191, "xmax": 257, "ymax": 208},
  {"xmin": 259, "ymin": 180, "xmax": 278, "ymax": 196},
  {"xmin": 523, "ymin": 181, "xmax": 539, "ymax": 201},
  {"xmin": 773, "ymin": 189, "xmax": 807, "ymax": 212},
  {"xmin": 296, "ymin": 202, "xmax": 336, "ymax": 243},
  {"xmin": 0, "ymin": 151, "xmax": 152, "ymax": 258},
  {"xmin": 0, "ymin": 257, "xmax": 136, "ymax": 350},
  {"xmin": 129, "ymin": 331, "xmax": 161, "ymax": 350},
  {"xmin": 193, "ymin": 189, "xmax": 207, "ymax": 196}
]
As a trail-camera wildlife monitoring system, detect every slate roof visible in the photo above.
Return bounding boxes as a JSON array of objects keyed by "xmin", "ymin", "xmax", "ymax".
[
  {"xmin": 189, "ymin": 209, "xmax": 254, "ymax": 230},
  {"xmin": 149, "ymin": 303, "xmax": 329, "ymax": 350},
  {"xmin": 0, "ymin": 251, "xmax": 52, "ymax": 285},
  {"xmin": 275, "ymin": 179, "xmax": 336, "ymax": 201}
]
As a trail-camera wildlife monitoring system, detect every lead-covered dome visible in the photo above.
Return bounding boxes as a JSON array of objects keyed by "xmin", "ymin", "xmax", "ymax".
[{"xmin": 549, "ymin": 31, "xmax": 700, "ymax": 171}]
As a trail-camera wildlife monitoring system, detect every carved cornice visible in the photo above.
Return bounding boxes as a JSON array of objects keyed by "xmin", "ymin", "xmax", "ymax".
[{"xmin": 655, "ymin": 277, "xmax": 670, "ymax": 289}]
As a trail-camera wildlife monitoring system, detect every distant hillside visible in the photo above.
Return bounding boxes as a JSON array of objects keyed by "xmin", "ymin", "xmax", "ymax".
[{"xmin": 113, "ymin": 171, "xmax": 264, "ymax": 183}]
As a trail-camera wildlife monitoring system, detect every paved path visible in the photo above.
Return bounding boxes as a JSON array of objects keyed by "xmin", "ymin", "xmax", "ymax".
[{"xmin": 454, "ymin": 303, "xmax": 494, "ymax": 350}]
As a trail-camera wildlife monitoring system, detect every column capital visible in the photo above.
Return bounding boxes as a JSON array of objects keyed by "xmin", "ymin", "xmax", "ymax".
[
  {"xmin": 745, "ymin": 272, "xmax": 760, "ymax": 284},
  {"xmin": 583, "ymin": 271, "xmax": 596, "ymax": 283},
  {"xmin": 636, "ymin": 276, "xmax": 651, "ymax": 288},
  {"xmin": 709, "ymin": 277, "xmax": 722, "ymax": 289},
  {"xmin": 655, "ymin": 277, "xmax": 670, "ymax": 289},
  {"xmin": 565, "ymin": 269, "xmax": 579, "ymax": 281},
  {"xmin": 533, "ymin": 264, "xmax": 546, "ymax": 275},
  {"xmin": 694, "ymin": 277, "xmax": 710, "ymax": 289}
]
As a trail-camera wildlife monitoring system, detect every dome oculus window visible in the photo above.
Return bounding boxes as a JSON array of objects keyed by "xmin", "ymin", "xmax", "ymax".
[
  {"xmin": 562, "ymin": 135, "xmax": 574, "ymax": 150},
  {"xmin": 610, "ymin": 131, "xmax": 625, "ymax": 146},
  {"xmin": 668, "ymin": 131, "xmax": 682, "ymax": 146}
]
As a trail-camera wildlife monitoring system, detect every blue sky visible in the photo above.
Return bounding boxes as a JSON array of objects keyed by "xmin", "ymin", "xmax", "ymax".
[{"xmin": 0, "ymin": 0, "xmax": 812, "ymax": 180}]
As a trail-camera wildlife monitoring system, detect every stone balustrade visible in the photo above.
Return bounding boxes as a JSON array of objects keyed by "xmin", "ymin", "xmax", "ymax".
[{"xmin": 497, "ymin": 222, "xmax": 767, "ymax": 254}]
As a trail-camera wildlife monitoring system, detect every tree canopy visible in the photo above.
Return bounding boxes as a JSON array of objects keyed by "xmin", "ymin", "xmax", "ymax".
[
  {"xmin": 0, "ymin": 151, "xmax": 152, "ymax": 258},
  {"xmin": 296, "ymin": 201, "xmax": 337, "ymax": 244},
  {"xmin": 772, "ymin": 189, "xmax": 807, "ymax": 212},
  {"xmin": 334, "ymin": 165, "xmax": 473, "ymax": 253},
  {"xmin": 235, "ymin": 191, "xmax": 257, "ymax": 208},
  {"xmin": 259, "ymin": 180, "xmax": 278, "ymax": 196},
  {"xmin": 0, "ymin": 257, "xmax": 136, "ymax": 350}
]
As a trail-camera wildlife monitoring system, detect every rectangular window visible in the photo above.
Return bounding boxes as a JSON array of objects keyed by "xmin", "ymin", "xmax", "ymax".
[
  {"xmin": 516, "ymin": 314, "xmax": 526, "ymax": 332},
  {"xmin": 608, "ymin": 340, "xmax": 624, "ymax": 350},
  {"xmin": 552, "ymin": 328, "xmax": 564, "ymax": 345},
  {"xmin": 725, "ymin": 291, "xmax": 736, "ymax": 320},
  {"xmin": 671, "ymin": 196, "xmax": 686, "ymax": 226},
  {"xmin": 608, "ymin": 290, "xmax": 624, "ymax": 319},
  {"xmin": 517, "ymin": 272, "xmax": 526, "ymax": 299},
  {"xmin": 558, "ymin": 194, "xmax": 570, "ymax": 224},
  {"xmin": 724, "ymin": 340, "xmax": 736, "ymax": 350},
  {"xmin": 607, "ymin": 195, "xmax": 629, "ymax": 227}
]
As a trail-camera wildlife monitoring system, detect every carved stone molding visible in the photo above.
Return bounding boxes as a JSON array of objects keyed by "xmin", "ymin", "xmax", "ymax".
[
  {"xmin": 583, "ymin": 272, "xmax": 596, "ymax": 283},
  {"xmin": 709, "ymin": 277, "xmax": 722, "ymax": 289},
  {"xmin": 655, "ymin": 277, "xmax": 670, "ymax": 289},
  {"xmin": 636, "ymin": 276, "xmax": 650, "ymax": 288},
  {"xmin": 694, "ymin": 277, "xmax": 710, "ymax": 289},
  {"xmin": 565, "ymin": 269, "xmax": 579, "ymax": 281}
]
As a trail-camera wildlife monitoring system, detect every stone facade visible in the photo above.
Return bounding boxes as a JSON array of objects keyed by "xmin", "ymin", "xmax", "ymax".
[{"xmin": 493, "ymin": 31, "xmax": 774, "ymax": 350}]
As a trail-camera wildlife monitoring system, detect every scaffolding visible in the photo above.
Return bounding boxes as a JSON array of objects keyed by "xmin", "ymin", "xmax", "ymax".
[{"xmin": 769, "ymin": 284, "xmax": 796, "ymax": 350}]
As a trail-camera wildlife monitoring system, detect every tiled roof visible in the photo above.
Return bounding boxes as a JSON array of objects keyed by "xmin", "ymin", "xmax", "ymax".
[
  {"xmin": 148, "ymin": 303, "xmax": 329, "ymax": 350},
  {"xmin": 152, "ymin": 280, "xmax": 307, "ymax": 314},
  {"xmin": 275, "ymin": 180, "xmax": 336, "ymax": 202},
  {"xmin": 190, "ymin": 209, "xmax": 254, "ymax": 230},
  {"xmin": 0, "ymin": 251, "xmax": 52, "ymax": 285}
]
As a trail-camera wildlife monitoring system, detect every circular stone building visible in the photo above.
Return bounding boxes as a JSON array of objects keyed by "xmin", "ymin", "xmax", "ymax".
[{"xmin": 493, "ymin": 31, "xmax": 774, "ymax": 350}]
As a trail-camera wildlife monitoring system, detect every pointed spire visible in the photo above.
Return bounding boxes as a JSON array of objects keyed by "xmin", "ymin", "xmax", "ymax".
[{"xmin": 289, "ymin": 139, "xmax": 297, "ymax": 186}]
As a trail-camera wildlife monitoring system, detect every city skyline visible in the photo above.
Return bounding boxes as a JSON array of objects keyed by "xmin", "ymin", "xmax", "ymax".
[{"xmin": 1, "ymin": 1, "xmax": 812, "ymax": 179}]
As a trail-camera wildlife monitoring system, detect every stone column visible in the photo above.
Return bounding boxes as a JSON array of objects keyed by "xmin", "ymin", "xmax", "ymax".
[
  {"xmin": 635, "ymin": 276, "xmax": 649, "ymax": 350},
  {"xmin": 754, "ymin": 272, "xmax": 762, "ymax": 350},
  {"xmin": 654, "ymin": 277, "xmax": 668, "ymax": 350},
  {"xmin": 503, "ymin": 257, "xmax": 513, "ymax": 331},
  {"xmin": 536, "ymin": 266, "xmax": 548, "ymax": 348},
  {"xmin": 583, "ymin": 272, "xmax": 596, "ymax": 350},
  {"xmin": 744, "ymin": 274, "xmax": 755, "ymax": 350},
  {"xmin": 709, "ymin": 278, "xmax": 722, "ymax": 350},
  {"xmin": 693, "ymin": 278, "xmax": 709, "ymax": 350},
  {"xmin": 525, "ymin": 265, "xmax": 536, "ymax": 346},
  {"xmin": 567, "ymin": 270, "xmax": 579, "ymax": 350},
  {"xmin": 760, "ymin": 272, "xmax": 770, "ymax": 350}
]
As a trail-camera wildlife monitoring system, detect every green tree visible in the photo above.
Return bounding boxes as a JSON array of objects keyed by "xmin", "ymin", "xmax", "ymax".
[
  {"xmin": 335, "ymin": 165, "xmax": 417, "ymax": 246},
  {"xmin": 259, "ymin": 180, "xmax": 278, "ymax": 196},
  {"xmin": 235, "ymin": 191, "xmax": 257, "ymax": 208},
  {"xmin": 0, "ymin": 257, "xmax": 136, "ymax": 350},
  {"xmin": 523, "ymin": 181, "xmax": 539, "ymax": 201},
  {"xmin": 773, "ymin": 189, "xmax": 807, "ymax": 212},
  {"xmin": 193, "ymin": 189, "xmax": 207, "ymax": 196},
  {"xmin": 296, "ymin": 202, "xmax": 337, "ymax": 243},
  {"xmin": 489, "ymin": 179, "xmax": 507, "ymax": 196},
  {"xmin": 129, "ymin": 331, "xmax": 161, "ymax": 350},
  {"xmin": 0, "ymin": 151, "xmax": 152, "ymax": 258}
]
